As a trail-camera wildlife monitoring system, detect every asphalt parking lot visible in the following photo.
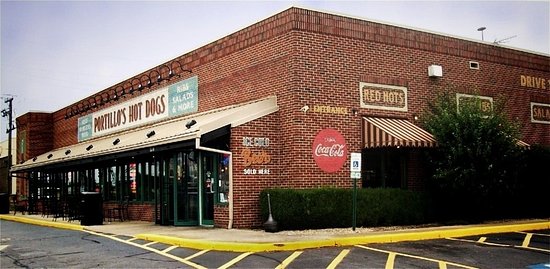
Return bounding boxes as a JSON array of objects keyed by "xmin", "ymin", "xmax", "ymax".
[{"xmin": 100, "ymin": 229, "xmax": 550, "ymax": 268}]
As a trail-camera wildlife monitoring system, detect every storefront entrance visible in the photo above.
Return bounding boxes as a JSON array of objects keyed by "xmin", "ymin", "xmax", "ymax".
[{"xmin": 160, "ymin": 150, "xmax": 217, "ymax": 226}]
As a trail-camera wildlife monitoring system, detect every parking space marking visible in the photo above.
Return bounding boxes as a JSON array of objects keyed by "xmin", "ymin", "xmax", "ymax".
[
  {"xmin": 447, "ymin": 237, "xmax": 511, "ymax": 247},
  {"xmin": 356, "ymin": 245, "xmax": 478, "ymax": 269},
  {"xmin": 218, "ymin": 252, "xmax": 253, "ymax": 269},
  {"xmin": 184, "ymin": 249, "xmax": 210, "ymax": 261},
  {"xmin": 385, "ymin": 252, "xmax": 396, "ymax": 269},
  {"xmin": 143, "ymin": 241, "xmax": 158, "ymax": 247},
  {"xmin": 161, "ymin": 245, "xmax": 178, "ymax": 253},
  {"xmin": 517, "ymin": 231, "xmax": 550, "ymax": 237},
  {"xmin": 275, "ymin": 251, "xmax": 303, "ymax": 269},
  {"xmin": 522, "ymin": 233, "xmax": 533, "ymax": 247},
  {"xmin": 477, "ymin": 237, "xmax": 487, "ymax": 243},
  {"xmin": 126, "ymin": 237, "xmax": 137, "ymax": 242},
  {"xmin": 448, "ymin": 236, "xmax": 550, "ymax": 254},
  {"xmin": 326, "ymin": 249, "xmax": 350, "ymax": 269},
  {"xmin": 85, "ymin": 230, "xmax": 207, "ymax": 269}
]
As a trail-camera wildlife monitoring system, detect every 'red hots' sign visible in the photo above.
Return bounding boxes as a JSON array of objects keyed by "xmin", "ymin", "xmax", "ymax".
[{"xmin": 312, "ymin": 128, "xmax": 347, "ymax": 173}]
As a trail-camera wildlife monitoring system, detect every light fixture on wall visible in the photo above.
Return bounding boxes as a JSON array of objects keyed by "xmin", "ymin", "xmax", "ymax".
[
  {"xmin": 146, "ymin": 130, "xmax": 156, "ymax": 138},
  {"xmin": 47, "ymin": 154, "xmax": 53, "ymax": 159},
  {"xmin": 86, "ymin": 144, "xmax": 94, "ymax": 151},
  {"xmin": 185, "ymin": 119, "xmax": 197, "ymax": 129},
  {"xmin": 113, "ymin": 138, "xmax": 121, "ymax": 145},
  {"xmin": 65, "ymin": 150, "xmax": 71, "ymax": 155}
]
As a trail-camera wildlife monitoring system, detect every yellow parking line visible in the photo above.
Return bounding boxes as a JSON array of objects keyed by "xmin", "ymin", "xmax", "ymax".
[
  {"xmin": 184, "ymin": 249, "xmax": 209, "ymax": 261},
  {"xmin": 143, "ymin": 241, "xmax": 157, "ymax": 247},
  {"xmin": 275, "ymin": 251, "xmax": 303, "ymax": 269},
  {"xmin": 218, "ymin": 252, "xmax": 253, "ymax": 269},
  {"xmin": 517, "ymin": 231, "xmax": 550, "ymax": 237},
  {"xmin": 356, "ymin": 245, "xmax": 478, "ymax": 269},
  {"xmin": 521, "ymin": 233, "xmax": 532, "ymax": 247},
  {"xmin": 477, "ymin": 237, "xmax": 487, "ymax": 243},
  {"xmin": 126, "ymin": 238, "xmax": 138, "ymax": 242},
  {"xmin": 162, "ymin": 245, "xmax": 178, "ymax": 253},
  {"xmin": 385, "ymin": 252, "xmax": 396, "ymax": 269},
  {"xmin": 85, "ymin": 230, "xmax": 207, "ymax": 269},
  {"xmin": 326, "ymin": 249, "xmax": 350, "ymax": 269},
  {"xmin": 439, "ymin": 261, "xmax": 447, "ymax": 269},
  {"xmin": 447, "ymin": 237, "xmax": 510, "ymax": 247}
]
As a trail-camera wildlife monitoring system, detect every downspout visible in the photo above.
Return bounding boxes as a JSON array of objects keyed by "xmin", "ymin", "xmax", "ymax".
[{"xmin": 195, "ymin": 137, "xmax": 234, "ymax": 229}]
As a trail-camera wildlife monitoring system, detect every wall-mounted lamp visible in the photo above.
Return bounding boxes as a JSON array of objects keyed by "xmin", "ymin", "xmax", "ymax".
[
  {"xmin": 113, "ymin": 138, "xmax": 121, "ymax": 145},
  {"xmin": 47, "ymin": 154, "xmax": 53, "ymax": 159},
  {"xmin": 146, "ymin": 130, "xmax": 156, "ymax": 138},
  {"xmin": 32, "ymin": 157, "xmax": 37, "ymax": 162},
  {"xmin": 351, "ymin": 108, "xmax": 358, "ymax": 116},
  {"xmin": 65, "ymin": 150, "xmax": 71, "ymax": 155},
  {"xmin": 86, "ymin": 144, "xmax": 94, "ymax": 151},
  {"xmin": 185, "ymin": 119, "xmax": 197, "ymax": 129}
]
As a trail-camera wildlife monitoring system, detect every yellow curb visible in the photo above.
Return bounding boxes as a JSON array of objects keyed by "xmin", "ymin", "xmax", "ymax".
[
  {"xmin": 0, "ymin": 214, "xmax": 84, "ymax": 231},
  {"xmin": 136, "ymin": 220, "xmax": 550, "ymax": 252}
]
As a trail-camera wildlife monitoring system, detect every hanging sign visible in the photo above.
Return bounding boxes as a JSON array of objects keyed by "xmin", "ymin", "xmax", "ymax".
[
  {"xmin": 78, "ymin": 76, "xmax": 198, "ymax": 141},
  {"xmin": 312, "ymin": 128, "xmax": 347, "ymax": 173}
]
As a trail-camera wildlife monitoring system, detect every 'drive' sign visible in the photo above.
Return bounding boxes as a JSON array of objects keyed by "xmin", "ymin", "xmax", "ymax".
[{"xmin": 312, "ymin": 128, "xmax": 347, "ymax": 173}]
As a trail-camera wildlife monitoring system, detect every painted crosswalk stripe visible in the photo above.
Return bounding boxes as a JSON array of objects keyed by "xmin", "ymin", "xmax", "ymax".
[
  {"xmin": 275, "ymin": 251, "xmax": 303, "ymax": 269},
  {"xmin": 326, "ymin": 249, "xmax": 350, "ymax": 269},
  {"xmin": 218, "ymin": 252, "xmax": 253, "ymax": 269}
]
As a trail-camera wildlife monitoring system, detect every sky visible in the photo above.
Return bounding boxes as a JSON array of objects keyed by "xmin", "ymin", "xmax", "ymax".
[{"xmin": 1, "ymin": 0, "xmax": 549, "ymax": 141}]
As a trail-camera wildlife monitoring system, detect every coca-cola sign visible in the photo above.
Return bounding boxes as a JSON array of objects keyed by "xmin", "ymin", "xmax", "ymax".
[{"xmin": 312, "ymin": 128, "xmax": 347, "ymax": 173}]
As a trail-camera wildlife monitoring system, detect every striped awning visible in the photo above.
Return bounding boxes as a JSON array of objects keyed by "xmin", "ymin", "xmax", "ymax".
[{"xmin": 362, "ymin": 117, "xmax": 437, "ymax": 148}]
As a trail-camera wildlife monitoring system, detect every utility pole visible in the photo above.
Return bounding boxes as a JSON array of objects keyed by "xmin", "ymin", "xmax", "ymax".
[{"xmin": 2, "ymin": 97, "xmax": 15, "ymax": 194}]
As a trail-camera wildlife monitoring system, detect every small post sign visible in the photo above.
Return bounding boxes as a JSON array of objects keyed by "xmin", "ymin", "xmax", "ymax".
[{"xmin": 350, "ymin": 152, "xmax": 361, "ymax": 231}]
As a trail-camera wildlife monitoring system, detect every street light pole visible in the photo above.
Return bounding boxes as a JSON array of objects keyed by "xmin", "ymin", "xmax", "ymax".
[
  {"xmin": 477, "ymin": 27, "xmax": 486, "ymax": 41},
  {"xmin": 2, "ymin": 97, "xmax": 15, "ymax": 194}
]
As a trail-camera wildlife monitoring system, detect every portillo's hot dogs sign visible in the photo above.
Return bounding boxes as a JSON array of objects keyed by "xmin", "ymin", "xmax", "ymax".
[{"xmin": 78, "ymin": 76, "xmax": 198, "ymax": 141}]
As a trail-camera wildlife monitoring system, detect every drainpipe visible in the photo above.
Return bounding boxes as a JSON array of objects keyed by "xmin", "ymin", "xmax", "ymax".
[{"xmin": 195, "ymin": 137, "xmax": 234, "ymax": 229}]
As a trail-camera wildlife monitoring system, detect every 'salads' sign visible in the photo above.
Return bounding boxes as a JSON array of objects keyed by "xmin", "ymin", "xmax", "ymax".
[{"xmin": 78, "ymin": 76, "xmax": 198, "ymax": 141}]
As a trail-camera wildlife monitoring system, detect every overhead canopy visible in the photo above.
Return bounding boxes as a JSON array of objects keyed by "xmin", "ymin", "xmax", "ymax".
[
  {"xmin": 12, "ymin": 96, "xmax": 278, "ymax": 172},
  {"xmin": 362, "ymin": 117, "xmax": 437, "ymax": 148}
]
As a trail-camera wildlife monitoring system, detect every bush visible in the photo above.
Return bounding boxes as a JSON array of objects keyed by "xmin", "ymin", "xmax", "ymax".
[{"xmin": 260, "ymin": 188, "xmax": 433, "ymax": 231}]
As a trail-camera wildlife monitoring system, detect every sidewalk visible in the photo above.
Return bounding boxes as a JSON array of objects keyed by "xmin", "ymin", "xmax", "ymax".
[{"xmin": 1, "ymin": 213, "xmax": 549, "ymax": 252}]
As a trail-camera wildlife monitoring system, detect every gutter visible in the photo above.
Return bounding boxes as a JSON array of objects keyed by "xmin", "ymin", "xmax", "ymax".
[{"xmin": 195, "ymin": 137, "xmax": 234, "ymax": 229}]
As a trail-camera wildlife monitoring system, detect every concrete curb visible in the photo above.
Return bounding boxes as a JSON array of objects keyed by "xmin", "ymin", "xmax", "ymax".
[
  {"xmin": 0, "ymin": 214, "xmax": 83, "ymax": 231},
  {"xmin": 136, "ymin": 220, "xmax": 550, "ymax": 252},
  {"xmin": 2, "ymin": 214, "xmax": 548, "ymax": 252}
]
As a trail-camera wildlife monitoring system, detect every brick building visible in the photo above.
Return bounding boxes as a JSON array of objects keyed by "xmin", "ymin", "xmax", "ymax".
[{"xmin": 11, "ymin": 7, "xmax": 550, "ymax": 228}]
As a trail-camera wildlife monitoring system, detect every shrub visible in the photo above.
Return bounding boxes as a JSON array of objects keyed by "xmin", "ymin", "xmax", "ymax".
[{"xmin": 260, "ymin": 188, "xmax": 432, "ymax": 231}]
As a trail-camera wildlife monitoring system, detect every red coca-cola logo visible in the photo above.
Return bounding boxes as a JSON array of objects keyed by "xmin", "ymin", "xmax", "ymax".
[{"xmin": 312, "ymin": 128, "xmax": 347, "ymax": 173}]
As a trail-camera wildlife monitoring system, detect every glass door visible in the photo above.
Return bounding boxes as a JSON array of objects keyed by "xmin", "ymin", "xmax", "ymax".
[
  {"xmin": 174, "ymin": 151, "xmax": 199, "ymax": 226},
  {"xmin": 201, "ymin": 152, "xmax": 217, "ymax": 225}
]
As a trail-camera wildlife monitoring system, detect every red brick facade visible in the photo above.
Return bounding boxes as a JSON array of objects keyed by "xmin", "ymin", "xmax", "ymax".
[{"xmin": 16, "ymin": 8, "xmax": 550, "ymax": 228}]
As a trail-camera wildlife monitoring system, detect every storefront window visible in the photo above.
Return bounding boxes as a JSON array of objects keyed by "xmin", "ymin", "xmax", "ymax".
[
  {"xmin": 217, "ymin": 154, "xmax": 230, "ymax": 203},
  {"xmin": 363, "ymin": 148, "xmax": 407, "ymax": 189}
]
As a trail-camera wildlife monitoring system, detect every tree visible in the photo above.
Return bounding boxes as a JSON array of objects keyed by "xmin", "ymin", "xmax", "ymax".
[{"xmin": 422, "ymin": 91, "xmax": 525, "ymax": 221}]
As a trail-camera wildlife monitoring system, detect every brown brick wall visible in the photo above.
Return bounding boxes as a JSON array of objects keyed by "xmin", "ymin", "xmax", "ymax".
[{"xmin": 16, "ymin": 7, "xmax": 550, "ymax": 228}]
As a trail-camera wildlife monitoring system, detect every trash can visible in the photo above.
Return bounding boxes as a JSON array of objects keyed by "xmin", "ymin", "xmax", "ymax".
[
  {"xmin": 80, "ymin": 192, "xmax": 103, "ymax": 225},
  {"xmin": 0, "ymin": 193, "xmax": 9, "ymax": 214}
]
